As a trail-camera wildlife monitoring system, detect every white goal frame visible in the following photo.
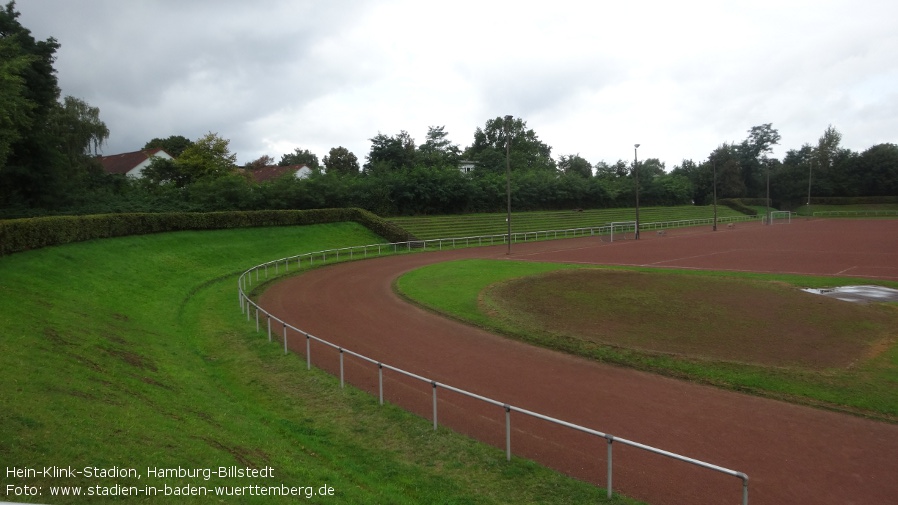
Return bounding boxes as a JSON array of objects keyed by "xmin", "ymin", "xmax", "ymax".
[
  {"xmin": 769, "ymin": 211, "xmax": 792, "ymax": 224},
  {"xmin": 608, "ymin": 221, "xmax": 638, "ymax": 242}
]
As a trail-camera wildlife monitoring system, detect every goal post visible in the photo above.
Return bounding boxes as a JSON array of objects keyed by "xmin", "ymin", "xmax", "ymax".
[
  {"xmin": 607, "ymin": 221, "xmax": 637, "ymax": 242},
  {"xmin": 769, "ymin": 211, "xmax": 792, "ymax": 224}
]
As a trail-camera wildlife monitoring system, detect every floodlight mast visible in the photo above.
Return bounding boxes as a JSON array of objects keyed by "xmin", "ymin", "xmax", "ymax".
[
  {"xmin": 634, "ymin": 144, "xmax": 641, "ymax": 240},
  {"xmin": 505, "ymin": 115, "xmax": 513, "ymax": 255}
]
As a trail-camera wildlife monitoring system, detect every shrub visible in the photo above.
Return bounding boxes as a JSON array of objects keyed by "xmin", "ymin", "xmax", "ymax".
[{"xmin": 0, "ymin": 209, "xmax": 416, "ymax": 256}]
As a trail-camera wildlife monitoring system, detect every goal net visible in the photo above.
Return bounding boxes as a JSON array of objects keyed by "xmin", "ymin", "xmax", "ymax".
[
  {"xmin": 600, "ymin": 221, "xmax": 637, "ymax": 242},
  {"xmin": 769, "ymin": 211, "xmax": 792, "ymax": 224}
]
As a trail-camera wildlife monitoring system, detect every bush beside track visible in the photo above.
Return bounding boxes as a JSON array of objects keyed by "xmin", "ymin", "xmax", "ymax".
[{"xmin": 0, "ymin": 208, "xmax": 415, "ymax": 256}]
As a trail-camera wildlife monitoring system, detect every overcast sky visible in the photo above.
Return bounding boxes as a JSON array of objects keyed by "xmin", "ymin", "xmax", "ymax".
[{"xmin": 15, "ymin": 0, "xmax": 898, "ymax": 168}]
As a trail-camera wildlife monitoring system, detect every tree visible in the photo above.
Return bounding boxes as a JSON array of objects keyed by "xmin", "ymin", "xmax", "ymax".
[
  {"xmin": 279, "ymin": 147, "xmax": 320, "ymax": 170},
  {"xmin": 0, "ymin": 34, "xmax": 34, "ymax": 169},
  {"xmin": 465, "ymin": 116, "xmax": 555, "ymax": 172},
  {"xmin": 175, "ymin": 132, "xmax": 237, "ymax": 183},
  {"xmin": 144, "ymin": 135, "xmax": 193, "ymax": 158},
  {"xmin": 557, "ymin": 154, "xmax": 592, "ymax": 178},
  {"xmin": 245, "ymin": 154, "xmax": 275, "ymax": 171},
  {"xmin": 323, "ymin": 146, "xmax": 359, "ymax": 175},
  {"xmin": 815, "ymin": 125, "xmax": 841, "ymax": 167},
  {"xmin": 140, "ymin": 156, "xmax": 188, "ymax": 188},
  {"xmin": 417, "ymin": 125, "xmax": 460, "ymax": 168},
  {"xmin": 857, "ymin": 143, "xmax": 898, "ymax": 196},
  {"xmin": 52, "ymin": 95, "xmax": 109, "ymax": 159},
  {"xmin": 737, "ymin": 123, "xmax": 781, "ymax": 197},
  {"xmin": 364, "ymin": 130, "xmax": 417, "ymax": 173},
  {"xmin": 708, "ymin": 144, "xmax": 746, "ymax": 198},
  {"xmin": 672, "ymin": 159, "xmax": 713, "ymax": 204},
  {"xmin": 0, "ymin": 0, "xmax": 64, "ymax": 208}
]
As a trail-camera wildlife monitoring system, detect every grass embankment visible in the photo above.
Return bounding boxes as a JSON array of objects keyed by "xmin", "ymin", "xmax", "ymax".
[
  {"xmin": 396, "ymin": 260, "xmax": 898, "ymax": 422},
  {"xmin": 389, "ymin": 206, "xmax": 753, "ymax": 240},
  {"xmin": 0, "ymin": 224, "xmax": 639, "ymax": 504},
  {"xmin": 795, "ymin": 203, "xmax": 898, "ymax": 216}
]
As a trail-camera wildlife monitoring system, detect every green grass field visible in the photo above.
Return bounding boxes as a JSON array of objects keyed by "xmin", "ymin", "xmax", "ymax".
[
  {"xmin": 396, "ymin": 260, "xmax": 898, "ymax": 422},
  {"xmin": 389, "ymin": 206, "xmax": 754, "ymax": 240},
  {"xmin": 0, "ymin": 224, "xmax": 640, "ymax": 504}
]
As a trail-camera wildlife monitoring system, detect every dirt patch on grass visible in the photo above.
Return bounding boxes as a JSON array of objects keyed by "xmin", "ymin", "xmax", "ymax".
[{"xmin": 482, "ymin": 269, "xmax": 898, "ymax": 368}]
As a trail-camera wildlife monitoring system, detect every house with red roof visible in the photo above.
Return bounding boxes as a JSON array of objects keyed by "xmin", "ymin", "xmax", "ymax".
[
  {"xmin": 247, "ymin": 164, "xmax": 313, "ymax": 183},
  {"xmin": 97, "ymin": 148, "xmax": 173, "ymax": 178}
]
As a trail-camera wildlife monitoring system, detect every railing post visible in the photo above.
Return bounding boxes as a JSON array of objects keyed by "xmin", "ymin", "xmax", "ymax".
[
  {"xmin": 378, "ymin": 363, "xmax": 384, "ymax": 405},
  {"xmin": 267, "ymin": 315, "xmax": 271, "ymax": 342},
  {"xmin": 283, "ymin": 323, "xmax": 287, "ymax": 354},
  {"xmin": 606, "ymin": 435, "xmax": 614, "ymax": 499},
  {"xmin": 505, "ymin": 405, "xmax": 511, "ymax": 461},
  {"xmin": 432, "ymin": 381, "xmax": 438, "ymax": 431},
  {"xmin": 306, "ymin": 333, "xmax": 311, "ymax": 370},
  {"xmin": 255, "ymin": 308, "xmax": 259, "ymax": 332},
  {"xmin": 741, "ymin": 474, "xmax": 749, "ymax": 505},
  {"xmin": 339, "ymin": 349, "xmax": 344, "ymax": 388}
]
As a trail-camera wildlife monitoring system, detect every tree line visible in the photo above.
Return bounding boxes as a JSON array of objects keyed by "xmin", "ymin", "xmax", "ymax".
[{"xmin": 1, "ymin": 1, "xmax": 895, "ymax": 218}]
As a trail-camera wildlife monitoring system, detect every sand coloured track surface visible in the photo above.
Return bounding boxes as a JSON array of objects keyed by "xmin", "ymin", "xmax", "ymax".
[{"xmin": 260, "ymin": 219, "xmax": 898, "ymax": 505}]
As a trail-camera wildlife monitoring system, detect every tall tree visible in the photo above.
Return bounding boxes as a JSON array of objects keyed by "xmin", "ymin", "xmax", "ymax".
[
  {"xmin": 323, "ymin": 146, "xmax": 359, "ymax": 175},
  {"xmin": 0, "ymin": 34, "xmax": 34, "ymax": 169},
  {"xmin": 144, "ymin": 135, "xmax": 193, "ymax": 158},
  {"xmin": 364, "ymin": 130, "xmax": 417, "ymax": 173},
  {"xmin": 708, "ymin": 144, "xmax": 746, "ymax": 198},
  {"xmin": 279, "ymin": 147, "xmax": 320, "ymax": 170},
  {"xmin": 737, "ymin": 123, "xmax": 781, "ymax": 197},
  {"xmin": 557, "ymin": 154, "xmax": 592, "ymax": 178},
  {"xmin": 52, "ymin": 95, "xmax": 109, "ymax": 159},
  {"xmin": 176, "ymin": 132, "xmax": 237, "ymax": 182},
  {"xmin": 0, "ymin": 0, "xmax": 64, "ymax": 207},
  {"xmin": 245, "ymin": 154, "xmax": 275, "ymax": 171},
  {"xmin": 417, "ymin": 125, "xmax": 460, "ymax": 168},
  {"xmin": 857, "ymin": 143, "xmax": 898, "ymax": 196},
  {"xmin": 465, "ymin": 116, "xmax": 555, "ymax": 172},
  {"xmin": 814, "ymin": 124, "xmax": 842, "ymax": 174}
]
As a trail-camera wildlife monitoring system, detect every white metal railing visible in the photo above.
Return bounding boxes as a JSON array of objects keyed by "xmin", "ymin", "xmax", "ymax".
[
  {"xmin": 237, "ymin": 219, "xmax": 751, "ymax": 504},
  {"xmin": 813, "ymin": 210, "xmax": 898, "ymax": 217}
]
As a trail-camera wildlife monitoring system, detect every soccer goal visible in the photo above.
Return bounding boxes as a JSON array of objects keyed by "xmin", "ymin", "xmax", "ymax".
[
  {"xmin": 769, "ymin": 211, "xmax": 792, "ymax": 224},
  {"xmin": 599, "ymin": 221, "xmax": 638, "ymax": 242}
]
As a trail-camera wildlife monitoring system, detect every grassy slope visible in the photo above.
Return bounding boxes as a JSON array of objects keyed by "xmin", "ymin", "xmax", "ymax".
[
  {"xmin": 0, "ymin": 224, "xmax": 640, "ymax": 504},
  {"xmin": 795, "ymin": 203, "xmax": 898, "ymax": 216},
  {"xmin": 396, "ymin": 260, "xmax": 898, "ymax": 421},
  {"xmin": 389, "ymin": 206, "xmax": 752, "ymax": 240}
]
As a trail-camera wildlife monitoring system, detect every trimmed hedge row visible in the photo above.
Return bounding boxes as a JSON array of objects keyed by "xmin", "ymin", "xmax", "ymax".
[
  {"xmin": 0, "ymin": 208, "xmax": 417, "ymax": 256},
  {"xmin": 718, "ymin": 199, "xmax": 759, "ymax": 216}
]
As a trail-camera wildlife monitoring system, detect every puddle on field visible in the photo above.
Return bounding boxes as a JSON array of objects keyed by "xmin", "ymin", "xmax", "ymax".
[{"xmin": 802, "ymin": 285, "xmax": 898, "ymax": 303}]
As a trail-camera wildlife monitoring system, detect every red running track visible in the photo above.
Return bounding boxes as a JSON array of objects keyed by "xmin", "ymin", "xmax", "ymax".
[{"xmin": 260, "ymin": 219, "xmax": 898, "ymax": 505}]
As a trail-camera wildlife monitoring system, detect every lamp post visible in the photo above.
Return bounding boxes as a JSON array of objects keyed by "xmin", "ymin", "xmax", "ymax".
[
  {"xmin": 634, "ymin": 144, "xmax": 641, "ymax": 240},
  {"xmin": 765, "ymin": 158, "xmax": 771, "ymax": 225},
  {"xmin": 505, "ymin": 115, "xmax": 513, "ymax": 255},
  {"xmin": 712, "ymin": 157, "xmax": 718, "ymax": 231},
  {"xmin": 807, "ymin": 156, "xmax": 814, "ymax": 209}
]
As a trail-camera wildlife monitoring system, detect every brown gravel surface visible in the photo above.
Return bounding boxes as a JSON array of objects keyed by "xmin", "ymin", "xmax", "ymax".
[{"xmin": 259, "ymin": 219, "xmax": 898, "ymax": 505}]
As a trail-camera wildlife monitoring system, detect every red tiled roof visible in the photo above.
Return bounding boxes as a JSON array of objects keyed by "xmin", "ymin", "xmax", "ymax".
[
  {"xmin": 98, "ymin": 148, "xmax": 170, "ymax": 175},
  {"xmin": 249, "ymin": 164, "xmax": 310, "ymax": 183}
]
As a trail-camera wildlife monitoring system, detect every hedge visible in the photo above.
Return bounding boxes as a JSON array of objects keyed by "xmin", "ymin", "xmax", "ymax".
[
  {"xmin": 718, "ymin": 199, "xmax": 759, "ymax": 216},
  {"xmin": 0, "ymin": 208, "xmax": 417, "ymax": 256}
]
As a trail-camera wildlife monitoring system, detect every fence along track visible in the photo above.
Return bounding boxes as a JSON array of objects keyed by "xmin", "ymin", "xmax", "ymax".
[{"xmin": 237, "ymin": 219, "xmax": 752, "ymax": 504}]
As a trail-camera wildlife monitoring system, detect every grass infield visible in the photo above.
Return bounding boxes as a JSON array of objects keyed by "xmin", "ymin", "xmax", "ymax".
[
  {"xmin": 396, "ymin": 259, "xmax": 898, "ymax": 422},
  {"xmin": 0, "ymin": 224, "xmax": 640, "ymax": 504}
]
